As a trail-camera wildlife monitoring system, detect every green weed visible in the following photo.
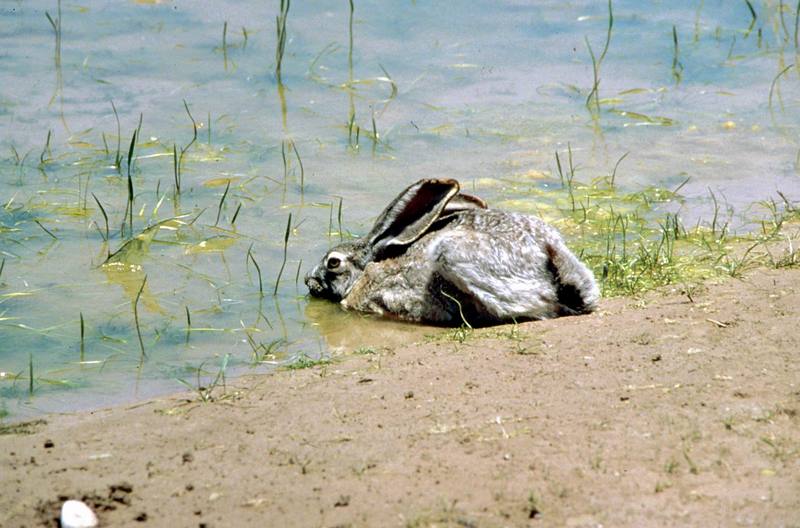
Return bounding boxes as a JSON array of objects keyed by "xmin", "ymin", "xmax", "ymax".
[{"xmin": 177, "ymin": 353, "xmax": 230, "ymax": 403}]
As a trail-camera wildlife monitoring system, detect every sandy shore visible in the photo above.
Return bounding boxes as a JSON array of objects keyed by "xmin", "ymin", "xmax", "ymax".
[{"xmin": 2, "ymin": 267, "xmax": 799, "ymax": 527}]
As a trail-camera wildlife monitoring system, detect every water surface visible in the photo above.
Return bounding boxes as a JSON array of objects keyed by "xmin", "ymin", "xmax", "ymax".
[{"xmin": 1, "ymin": 0, "xmax": 798, "ymax": 419}]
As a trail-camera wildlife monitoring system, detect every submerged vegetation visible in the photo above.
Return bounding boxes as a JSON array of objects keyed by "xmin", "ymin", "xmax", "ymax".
[{"xmin": 1, "ymin": 0, "xmax": 799, "ymax": 417}]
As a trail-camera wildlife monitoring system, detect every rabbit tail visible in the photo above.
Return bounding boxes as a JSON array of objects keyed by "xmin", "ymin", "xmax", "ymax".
[{"xmin": 544, "ymin": 242, "xmax": 600, "ymax": 316}]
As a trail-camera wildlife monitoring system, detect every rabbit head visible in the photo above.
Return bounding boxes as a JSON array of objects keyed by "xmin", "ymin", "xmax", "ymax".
[{"xmin": 305, "ymin": 179, "xmax": 484, "ymax": 302}]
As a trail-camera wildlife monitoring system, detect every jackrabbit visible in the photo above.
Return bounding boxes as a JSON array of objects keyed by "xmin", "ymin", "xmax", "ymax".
[{"xmin": 305, "ymin": 178, "xmax": 599, "ymax": 326}]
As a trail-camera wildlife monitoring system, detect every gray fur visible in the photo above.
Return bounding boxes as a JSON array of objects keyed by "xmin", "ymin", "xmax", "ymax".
[{"xmin": 305, "ymin": 179, "xmax": 599, "ymax": 326}]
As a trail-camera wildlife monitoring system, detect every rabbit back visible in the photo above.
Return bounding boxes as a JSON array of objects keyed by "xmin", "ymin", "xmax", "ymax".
[{"xmin": 342, "ymin": 209, "xmax": 599, "ymax": 325}]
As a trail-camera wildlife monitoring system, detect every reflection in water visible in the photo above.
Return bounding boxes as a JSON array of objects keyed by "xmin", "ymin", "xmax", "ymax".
[{"xmin": 304, "ymin": 297, "xmax": 435, "ymax": 354}]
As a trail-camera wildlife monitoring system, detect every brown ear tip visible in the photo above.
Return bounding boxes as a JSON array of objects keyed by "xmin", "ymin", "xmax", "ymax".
[
  {"xmin": 457, "ymin": 193, "xmax": 488, "ymax": 209},
  {"xmin": 419, "ymin": 178, "xmax": 460, "ymax": 188}
]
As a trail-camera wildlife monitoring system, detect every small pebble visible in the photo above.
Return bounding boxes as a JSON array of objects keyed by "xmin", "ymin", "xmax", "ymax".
[{"xmin": 60, "ymin": 500, "xmax": 98, "ymax": 528}]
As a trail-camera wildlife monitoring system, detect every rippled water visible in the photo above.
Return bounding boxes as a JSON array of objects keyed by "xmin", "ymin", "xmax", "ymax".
[{"xmin": 1, "ymin": 0, "xmax": 798, "ymax": 419}]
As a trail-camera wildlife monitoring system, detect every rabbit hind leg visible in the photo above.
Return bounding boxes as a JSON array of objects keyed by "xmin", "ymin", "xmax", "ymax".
[{"xmin": 430, "ymin": 231, "xmax": 563, "ymax": 322}]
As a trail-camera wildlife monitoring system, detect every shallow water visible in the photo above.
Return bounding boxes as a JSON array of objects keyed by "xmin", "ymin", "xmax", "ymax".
[{"xmin": 1, "ymin": 0, "xmax": 798, "ymax": 419}]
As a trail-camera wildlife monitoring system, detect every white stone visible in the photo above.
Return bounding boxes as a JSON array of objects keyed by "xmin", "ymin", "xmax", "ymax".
[{"xmin": 60, "ymin": 500, "xmax": 98, "ymax": 528}]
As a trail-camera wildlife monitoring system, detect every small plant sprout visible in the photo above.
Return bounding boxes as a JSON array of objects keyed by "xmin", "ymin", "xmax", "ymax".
[
  {"xmin": 111, "ymin": 100, "xmax": 123, "ymax": 171},
  {"xmin": 34, "ymin": 220, "xmax": 58, "ymax": 240},
  {"xmin": 124, "ymin": 127, "xmax": 138, "ymax": 235},
  {"xmin": 585, "ymin": 0, "xmax": 613, "ymax": 113},
  {"xmin": 671, "ymin": 25, "xmax": 684, "ymax": 84},
  {"xmin": 440, "ymin": 289, "xmax": 473, "ymax": 331},
  {"xmin": 214, "ymin": 180, "xmax": 231, "ymax": 226},
  {"xmin": 285, "ymin": 354, "xmax": 331, "ymax": 371},
  {"xmin": 231, "ymin": 202, "xmax": 243, "ymax": 226},
  {"xmin": 39, "ymin": 129, "xmax": 53, "ymax": 166},
  {"xmin": 292, "ymin": 141, "xmax": 305, "ymax": 192},
  {"xmin": 177, "ymin": 100, "xmax": 198, "ymax": 193},
  {"xmin": 281, "ymin": 140, "xmax": 289, "ymax": 185},
  {"xmin": 275, "ymin": 0, "xmax": 290, "ymax": 82},
  {"xmin": 768, "ymin": 64, "xmax": 794, "ymax": 117},
  {"xmin": 177, "ymin": 353, "xmax": 230, "ymax": 403},
  {"xmin": 794, "ymin": 0, "xmax": 800, "ymax": 48},
  {"xmin": 172, "ymin": 144, "xmax": 180, "ymax": 194},
  {"xmin": 79, "ymin": 312, "xmax": 85, "ymax": 362},
  {"xmin": 185, "ymin": 305, "xmax": 191, "ymax": 342},
  {"xmin": 134, "ymin": 275, "xmax": 147, "ymax": 363},
  {"xmin": 45, "ymin": 0, "xmax": 63, "ymax": 108},
  {"xmin": 610, "ymin": 151, "xmax": 629, "ymax": 186},
  {"xmin": 222, "ymin": 21, "xmax": 229, "ymax": 71},
  {"xmin": 337, "ymin": 197, "xmax": 344, "ymax": 241},
  {"xmin": 44, "ymin": 1, "xmax": 62, "ymax": 71},
  {"xmin": 371, "ymin": 108, "xmax": 379, "ymax": 149},
  {"xmin": 294, "ymin": 259, "xmax": 303, "ymax": 285},
  {"xmin": 744, "ymin": 0, "xmax": 757, "ymax": 36},
  {"xmin": 273, "ymin": 212, "xmax": 292, "ymax": 295},
  {"xmin": 28, "ymin": 352, "xmax": 34, "ymax": 395},
  {"xmin": 247, "ymin": 244, "xmax": 264, "ymax": 296}
]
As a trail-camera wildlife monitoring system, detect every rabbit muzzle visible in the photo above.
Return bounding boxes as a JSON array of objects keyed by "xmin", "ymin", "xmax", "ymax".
[{"xmin": 304, "ymin": 273, "xmax": 328, "ymax": 298}]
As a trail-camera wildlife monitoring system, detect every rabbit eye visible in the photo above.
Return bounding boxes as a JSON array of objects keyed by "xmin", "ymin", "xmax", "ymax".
[{"xmin": 326, "ymin": 256, "xmax": 341, "ymax": 270}]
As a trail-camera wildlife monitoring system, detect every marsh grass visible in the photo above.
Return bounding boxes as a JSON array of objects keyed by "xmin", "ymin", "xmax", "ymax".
[
  {"xmin": 28, "ymin": 353, "xmax": 34, "ymax": 395},
  {"xmin": 231, "ymin": 202, "xmax": 243, "ymax": 226},
  {"xmin": 245, "ymin": 334, "xmax": 285, "ymax": 363},
  {"xmin": 39, "ymin": 130, "xmax": 53, "ymax": 166},
  {"xmin": 214, "ymin": 180, "xmax": 231, "ymax": 226},
  {"xmin": 175, "ymin": 100, "xmax": 198, "ymax": 195},
  {"xmin": 222, "ymin": 21, "xmax": 229, "ymax": 71},
  {"xmin": 671, "ymin": 25, "xmax": 684, "ymax": 84},
  {"xmin": 585, "ymin": 0, "xmax": 613, "ymax": 113},
  {"xmin": 79, "ymin": 312, "xmax": 85, "ymax": 362},
  {"xmin": 176, "ymin": 353, "xmax": 229, "ymax": 403},
  {"xmin": 110, "ymin": 101, "xmax": 123, "ymax": 172},
  {"xmin": 292, "ymin": 141, "xmax": 305, "ymax": 192},
  {"xmin": 284, "ymin": 353, "xmax": 331, "ymax": 371},
  {"xmin": 275, "ymin": 0, "xmax": 290, "ymax": 82},
  {"xmin": 531, "ymin": 160, "xmax": 800, "ymax": 297},
  {"xmin": 185, "ymin": 306, "xmax": 191, "ymax": 342},
  {"xmin": 44, "ymin": 3, "xmax": 62, "ymax": 71},
  {"xmin": 795, "ymin": 0, "xmax": 800, "ymax": 48},
  {"xmin": 133, "ymin": 275, "xmax": 147, "ymax": 363},
  {"xmin": 172, "ymin": 144, "xmax": 180, "ymax": 193},
  {"xmin": 45, "ymin": 0, "xmax": 64, "ymax": 115},
  {"xmin": 34, "ymin": 220, "xmax": 57, "ymax": 240},
  {"xmin": 768, "ymin": 64, "xmax": 795, "ymax": 119},
  {"xmin": 609, "ymin": 151, "xmax": 629, "ymax": 187},
  {"xmin": 440, "ymin": 289, "xmax": 473, "ymax": 330},
  {"xmin": 123, "ymin": 128, "xmax": 138, "ymax": 236},
  {"xmin": 246, "ymin": 243, "xmax": 265, "ymax": 296},
  {"xmin": 744, "ymin": 0, "xmax": 758, "ymax": 37},
  {"xmin": 273, "ymin": 212, "xmax": 292, "ymax": 295}
]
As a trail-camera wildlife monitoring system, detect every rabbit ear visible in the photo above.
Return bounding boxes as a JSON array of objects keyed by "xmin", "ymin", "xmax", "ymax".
[
  {"xmin": 367, "ymin": 178, "xmax": 460, "ymax": 258},
  {"xmin": 443, "ymin": 192, "xmax": 488, "ymax": 214}
]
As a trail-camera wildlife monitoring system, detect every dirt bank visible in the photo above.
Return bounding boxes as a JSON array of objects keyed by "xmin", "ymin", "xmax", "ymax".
[{"xmin": 2, "ymin": 268, "xmax": 799, "ymax": 527}]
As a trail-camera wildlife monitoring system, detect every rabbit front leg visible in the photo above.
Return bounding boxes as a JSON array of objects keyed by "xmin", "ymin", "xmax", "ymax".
[{"xmin": 341, "ymin": 256, "xmax": 457, "ymax": 323}]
